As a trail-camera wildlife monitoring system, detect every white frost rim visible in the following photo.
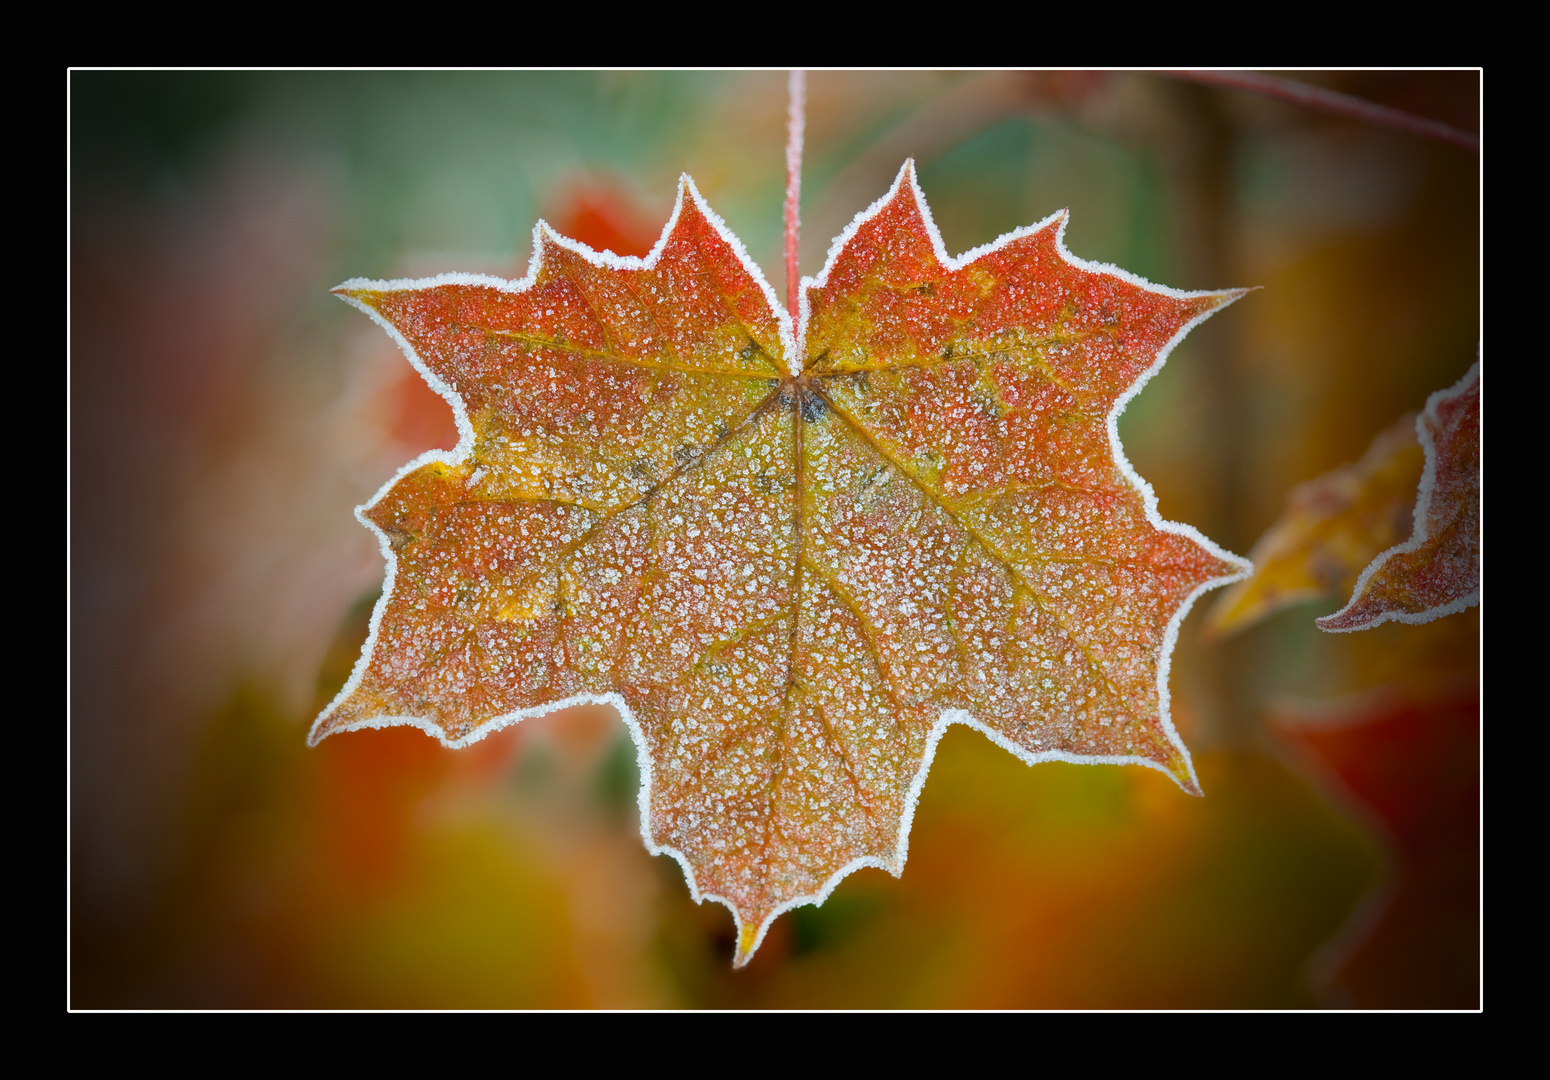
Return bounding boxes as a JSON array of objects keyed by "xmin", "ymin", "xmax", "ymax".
[
  {"xmin": 1317, "ymin": 356, "xmax": 1481, "ymax": 633},
  {"xmin": 312, "ymin": 164, "xmax": 1252, "ymax": 967}
]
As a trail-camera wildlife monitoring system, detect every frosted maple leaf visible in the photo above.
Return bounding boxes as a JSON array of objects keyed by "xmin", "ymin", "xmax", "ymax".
[
  {"xmin": 311, "ymin": 161, "xmax": 1250, "ymax": 965},
  {"xmin": 1318, "ymin": 360, "xmax": 1480, "ymax": 633}
]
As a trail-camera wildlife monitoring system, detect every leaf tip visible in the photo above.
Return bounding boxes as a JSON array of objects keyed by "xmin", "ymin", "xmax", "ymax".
[
  {"xmin": 731, "ymin": 920, "xmax": 760, "ymax": 969},
  {"xmin": 893, "ymin": 157, "xmax": 923, "ymax": 198},
  {"xmin": 1210, "ymin": 286, "xmax": 1257, "ymax": 310},
  {"xmin": 331, "ymin": 281, "xmax": 382, "ymax": 310},
  {"xmin": 1155, "ymin": 750, "xmax": 1204, "ymax": 796},
  {"xmin": 1314, "ymin": 609, "xmax": 1365, "ymax": 633},
  {"xmin": 534, "ymin": 217, "xmax": 563, "ymax": 247}
]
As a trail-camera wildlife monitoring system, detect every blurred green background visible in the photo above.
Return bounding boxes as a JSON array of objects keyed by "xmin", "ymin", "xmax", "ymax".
[{"xmin": 70, "ymin": 71, "xmax": 1479, "ymax": 1008}]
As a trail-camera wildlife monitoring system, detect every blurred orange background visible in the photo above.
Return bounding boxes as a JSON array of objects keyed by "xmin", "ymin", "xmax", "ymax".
[{"xmin": 70, "ymin": 70, "xmax": 1479, "ymax": 1008}]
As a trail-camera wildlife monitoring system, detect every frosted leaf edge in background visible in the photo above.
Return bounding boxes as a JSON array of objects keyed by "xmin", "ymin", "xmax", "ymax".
[{"xmin": 1317, "ymin": 358, "xmax": 1481, "ymax": 633}]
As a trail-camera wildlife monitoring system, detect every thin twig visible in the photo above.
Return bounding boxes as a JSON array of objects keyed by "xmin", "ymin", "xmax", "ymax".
[
  {"xmin": 1167, "ymin": 70, "xmax": 1479, "ymax": 152},
  {"xmin": 785, "ymin": 70, "xmax": 806, "ymax": 327}
]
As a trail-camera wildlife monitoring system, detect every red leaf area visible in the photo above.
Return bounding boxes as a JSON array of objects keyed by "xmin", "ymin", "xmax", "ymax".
[
  {"xmin": 1277, "ymin": 693, "xmax": 1478, "ymax": 1007},
  {"xmin": 550, "ymin": 181, "xmax": 664, "ymax": 260},
  {"xmin": 314, "ymin": 165, "xmax": 1247, "ymax": 963}
]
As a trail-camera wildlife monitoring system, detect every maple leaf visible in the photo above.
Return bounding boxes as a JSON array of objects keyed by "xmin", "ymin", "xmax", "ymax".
[
  {"xmin": 1317, "ymin": 361, "xmax": 1480, "ymax": 633},
  {"xmin": 1204, "ymin": 414, "xmax": 1424, "ymax": 637},
  {"xmin": 311, "ymin": 162, "xmax": 1249, "ymax": 966}
]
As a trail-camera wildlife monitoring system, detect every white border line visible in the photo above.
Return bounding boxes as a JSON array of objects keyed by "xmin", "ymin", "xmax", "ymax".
[
  {"xmin": 1317, "ymin": 357, "xmax": 1481, "ymax": 633},
  {"xmin": 312, "ymin": 165, "xmax": 1252, "ymax": 967}
]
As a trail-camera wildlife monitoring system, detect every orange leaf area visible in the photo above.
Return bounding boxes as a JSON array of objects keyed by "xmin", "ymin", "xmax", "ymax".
[
  {"xmin": 1272, "ymin": 691, "xmax": 1478, "ymax": 1007},
  {"xmin": 1318, "ymin": 362, "xmax": 1480, "ymax": 633},
  {"xmin": 1206, "ymin": 414, "xmax": 1423, "ymax": 637},
  {"xmin": 312, "ymin": 163, "xmax": 1248, "ymax": 964}
]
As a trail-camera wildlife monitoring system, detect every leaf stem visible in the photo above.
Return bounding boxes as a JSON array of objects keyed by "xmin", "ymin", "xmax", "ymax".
[
  {"xmin": 785, "ymin": 69, "xmax": 806, "ymax": 327},
  {"xmin": 1165, "ymin": 70, "xmax": 1479, "ymax": 152}
]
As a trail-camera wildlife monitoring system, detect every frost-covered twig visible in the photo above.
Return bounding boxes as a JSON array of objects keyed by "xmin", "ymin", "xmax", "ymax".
[
  {"xmin": 785, "ymin": 69, "xmax": 806, "ymax": 324},
  {"xmin": 1167, "ymin": 70, "xmax": 1479, "ymax": 152}
]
